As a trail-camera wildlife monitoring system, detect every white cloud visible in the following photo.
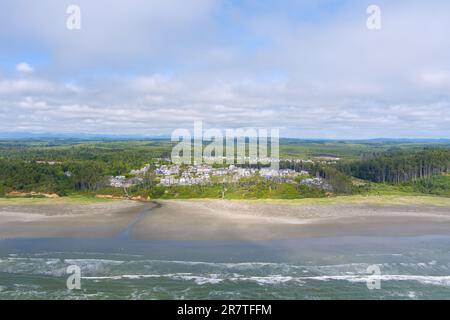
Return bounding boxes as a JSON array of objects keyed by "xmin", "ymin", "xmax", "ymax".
[
  {"xmin": 0, "ymin": 78, "xmax": 54, "ymax": 94},
  {"xmin": 419, "ymin": 71, "xmax": 450, "ymax": 88},
  {"xmin": 0, "ymin": 0, "xmax": 449, "ymax": 138},
  {"xmin": 0, "ymin": 71, "xmax": 448, "ymax": 139},
  {"xmin": 16, "ymin": 62, "xmax": 34, "ymax": 73}
]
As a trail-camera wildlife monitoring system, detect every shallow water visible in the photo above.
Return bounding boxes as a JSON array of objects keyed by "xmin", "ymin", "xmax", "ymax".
[{"xmin": 1, "ymin": 235, "xmax": 450, "ymax": 299}]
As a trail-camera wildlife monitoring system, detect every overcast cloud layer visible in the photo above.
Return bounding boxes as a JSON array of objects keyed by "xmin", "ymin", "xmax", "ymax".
[{"xmin": 0, "ymin": 0, "xmax": 449, "ymax": 138}]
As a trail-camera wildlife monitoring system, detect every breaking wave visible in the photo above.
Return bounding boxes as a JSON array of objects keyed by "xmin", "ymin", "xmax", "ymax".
[{"xmin": 1, "ymin": 255, "xmax": 450, "ymax": 287}]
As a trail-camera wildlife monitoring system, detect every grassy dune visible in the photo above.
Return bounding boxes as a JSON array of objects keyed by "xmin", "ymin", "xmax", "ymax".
[
  {"xmin": 0, "ymin": 194, "xmax": 118, "ymax": 205},
  {"xmin": 242, "ymin": 195, "xmax": 450, "ymax": 206},
  {"xmin": 1, "ymin": 187, "xmax": 448, "ymax": 207},
  {"xmin": 159, "ymin": 194, "xmax": 450, "ymax": 207}
]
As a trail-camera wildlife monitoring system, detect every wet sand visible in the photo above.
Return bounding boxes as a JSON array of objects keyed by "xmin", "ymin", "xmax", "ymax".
[
  {"xmin": 1, "ymin": 199, "xmax": 450, "ymax": 240},
  {"xmin": 132, "ymin": 200, "xmax": 450, "ymax": 240},
  {"xmin": 0, "ymin": 201, "xmax": 146, "ymax": 238}
]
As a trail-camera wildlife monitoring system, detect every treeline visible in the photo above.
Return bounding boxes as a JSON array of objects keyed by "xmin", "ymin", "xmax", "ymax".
[
  {"xmin": 0, "ymin": 159, "xmax": 68, "ymax": 195},
  {"xmin": 315, "ymin": 166, "xmax": 353, "ymax": 194},
  {"xmin": 340, "ymin": 148, "xmax": 450, "ymax": 183},
  {"xmin": 0, "ymin": 159, "xmax": 108, "ymax": 195},
  {"xmin": 279, "ymin": 160, "xmax": 353, "ymax": 194}
]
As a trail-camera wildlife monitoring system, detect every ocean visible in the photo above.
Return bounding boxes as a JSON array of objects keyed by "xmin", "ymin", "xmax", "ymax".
[{"xmin": 1, "ymin": 234, "xmax": 450, "ymax": 299}]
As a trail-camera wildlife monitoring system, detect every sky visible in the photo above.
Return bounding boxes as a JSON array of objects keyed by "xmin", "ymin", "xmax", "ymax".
[{"xmin": 0, "ymin": 0, "xmax": 449, "ymax": 139}]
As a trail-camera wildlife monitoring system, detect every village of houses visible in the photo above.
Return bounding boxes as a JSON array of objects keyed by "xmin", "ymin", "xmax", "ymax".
[{"xmin": 109, "ymin": 157, "xmax": 336, "ymax": 191}]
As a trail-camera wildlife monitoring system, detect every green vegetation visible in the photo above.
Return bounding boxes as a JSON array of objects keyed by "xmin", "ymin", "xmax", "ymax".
[
  {"xmin": 0, "ymin": 139, "xmax": 449, "ymax": 200},
  {"xmin": 412, "ymin": 174, "xmax": 450, "ymax": 196},
  {"xmin": 0, "ymin": 140, "xmax": 172, "ymax": 176},
  {"xmin": 0, "ymin": 158, "xmax": 69, "ymax": 195},
  {"xmin": 0, "ymin": 193, "xmax": 116, "ymax": 205},
  {"xmin": 341, "ymin": 149, "xmax": 450, "ymax": 183},
  {"xmin": 0, "ymin": 158, "xmax": 111, "ymax": 196},
  {"xmin": 242, "ymin": 194, "xmax": 450, "ymax": 207}
]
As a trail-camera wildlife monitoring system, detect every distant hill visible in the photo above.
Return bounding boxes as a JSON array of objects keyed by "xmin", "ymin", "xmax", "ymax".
[{"xmin": 0, "ymin": 132, "xmax": 170, "ymax": 140}]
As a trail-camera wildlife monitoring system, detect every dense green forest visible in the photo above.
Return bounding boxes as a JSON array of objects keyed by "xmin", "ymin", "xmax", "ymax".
[
  {"xmin": 0, "ymin": 139, "xmax": 449, "ymax": 199},
  {"xmin": 340, "ymin": 149, "xmax": 450, "ymax": 183},
  {"xmin": 0, "ymin": 159, "xmax": 107, "ymax": 195}
]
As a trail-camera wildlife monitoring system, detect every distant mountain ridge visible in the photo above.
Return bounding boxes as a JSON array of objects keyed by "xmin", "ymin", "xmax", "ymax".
[
  {"xmin": 0, "ymin": 132, "xmax": 170, "ymax": 140},
  {"xmin": 0, "ymin": 132, "xmax": 449, "ymax": 143}
]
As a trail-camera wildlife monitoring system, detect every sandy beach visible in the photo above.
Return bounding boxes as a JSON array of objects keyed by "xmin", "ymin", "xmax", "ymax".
[
  {"xmin": 1, "ymin": 198, "xmax": 450, "ymax": 240},
  {"xmin": 0, "ymin": 200, "xmax": 147, "ymax": 238},
  {"xmin": 132, "ymin": 200, "xmax": 450, "ymax": 240}
]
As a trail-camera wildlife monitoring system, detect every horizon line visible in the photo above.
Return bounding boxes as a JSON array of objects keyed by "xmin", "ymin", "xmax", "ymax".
[{"xmin": 0, "ymin": 132, "xmax": 450, "ymax": 142}]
